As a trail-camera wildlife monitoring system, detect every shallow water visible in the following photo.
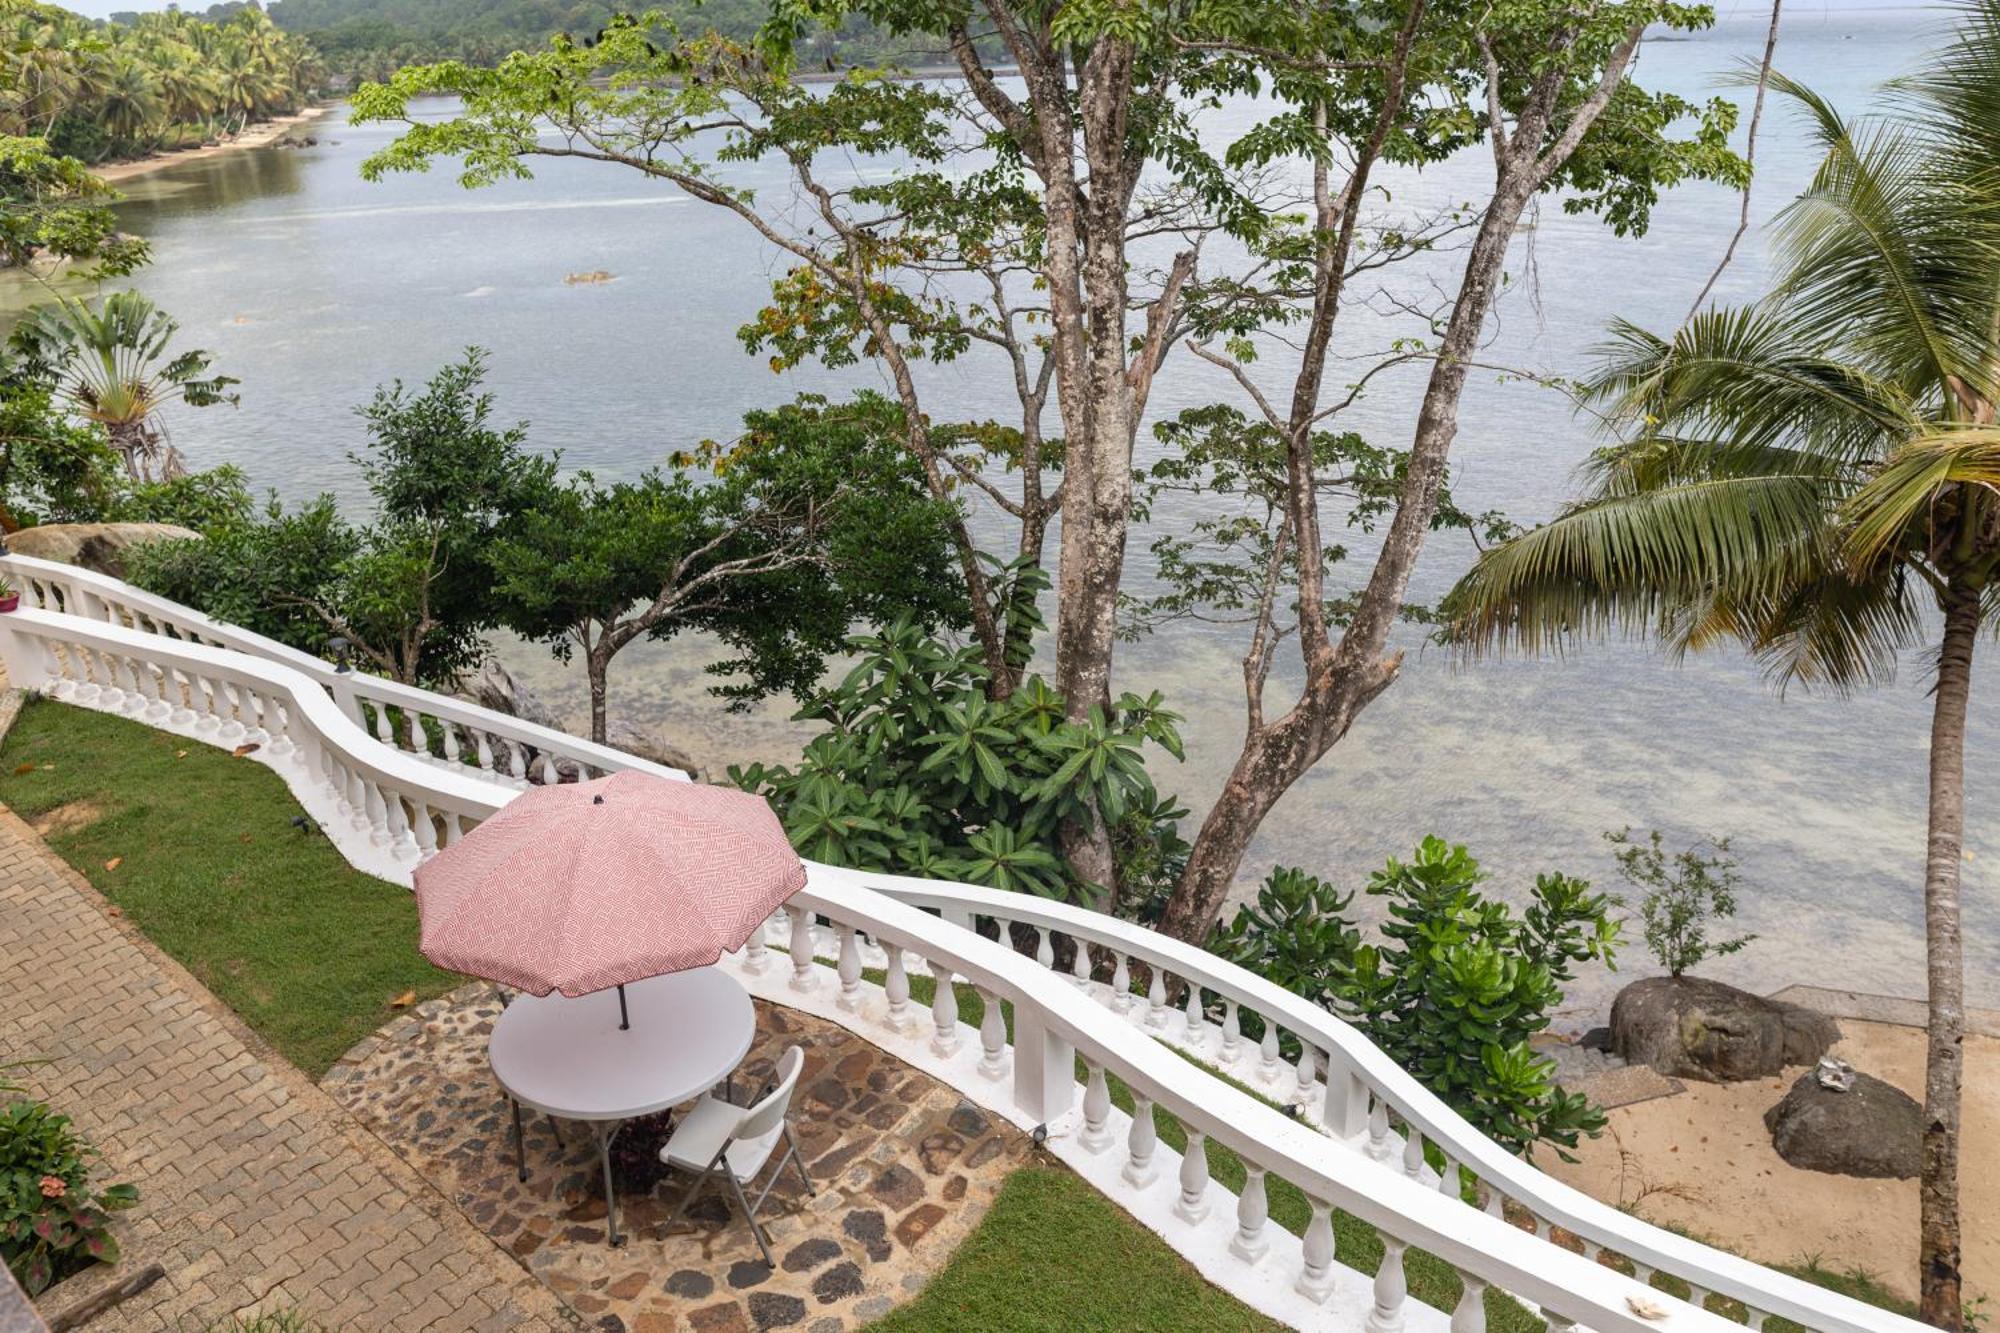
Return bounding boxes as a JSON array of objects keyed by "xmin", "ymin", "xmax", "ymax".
[{"xmin": 20, "ymin": 7, "xmax": 1996, "ymax": 1015}]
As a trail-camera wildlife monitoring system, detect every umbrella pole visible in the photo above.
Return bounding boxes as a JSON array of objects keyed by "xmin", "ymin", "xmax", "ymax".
[{"xmin": 617, "ymin": 983, "xmax": 630, "ymax": 1031}]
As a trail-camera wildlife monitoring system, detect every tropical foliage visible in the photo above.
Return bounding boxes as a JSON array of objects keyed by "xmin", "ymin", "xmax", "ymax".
[
  {"xmin": 733, "ymin": 618, "xmax": 1187, "ymax": 912},
  {"xmin": 1210, "ymin": 841, "xmax": 1620, "ymax": 1159},
  {"xmin": 1444, "ymin": 8, "xmax": 2000, "ymax": 1317},
  {"xmin": 0, "ymin": 1093, "xmax": 138, "ymax": 1296},
  {"xmin": 12, "ymin": 290, "xmax": 238, "ymax": 482},
  {"xmin": 1, "ymin": 0, "xmax": 320, "ymax": 164}
]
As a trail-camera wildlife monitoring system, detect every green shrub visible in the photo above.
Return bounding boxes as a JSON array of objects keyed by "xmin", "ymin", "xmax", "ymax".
[
  {"xmin": 0, "ymin": 1097, "xmax": 137, "ymax": 1295},
  {"xmin": 1604, "ymin": 827, "xmax": 1754, "ymax": 977},
  {"xmin": 1211, "ymin": 838, "xmax": 1620, "ymax": 1159},
  {"xmin": 735, "ymin": 617, "xmax": 1186, "ymax": 910}
]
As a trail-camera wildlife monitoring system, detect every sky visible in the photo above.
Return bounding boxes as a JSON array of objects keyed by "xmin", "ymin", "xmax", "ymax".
[{"xmin": 63, "ymin": 0, "xmax": 1954, "ymax": 26}]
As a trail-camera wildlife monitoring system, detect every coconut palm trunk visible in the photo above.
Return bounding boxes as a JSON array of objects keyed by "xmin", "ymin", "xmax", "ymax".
[{"xmin": 1919, "ymin": 577, "xmax": 1975, "ymax": 1323}]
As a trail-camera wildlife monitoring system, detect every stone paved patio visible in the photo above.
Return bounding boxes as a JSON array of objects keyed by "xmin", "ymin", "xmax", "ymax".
[
  {"xmin": 0, "ymin": 804, "xmax": 570, "ymax": 1332},
  {"xmin": 322, "ymin": 983, "xmax": 1031, "ymax": 1332}
]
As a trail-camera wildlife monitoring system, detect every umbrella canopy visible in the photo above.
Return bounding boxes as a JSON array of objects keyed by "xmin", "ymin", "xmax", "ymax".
[{"xmin": 414, "ymin": 770, "xmax": 806, "ymax": 998}]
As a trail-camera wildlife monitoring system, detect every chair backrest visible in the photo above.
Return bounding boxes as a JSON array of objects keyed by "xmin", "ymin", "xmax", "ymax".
[{"xmin": 735, "ymin": 1046, "xmax": 804, "ymax": 1141}]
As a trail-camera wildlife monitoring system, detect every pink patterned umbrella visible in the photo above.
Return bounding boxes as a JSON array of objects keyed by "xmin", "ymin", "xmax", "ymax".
[{"xmin": 413, "ymin": 770, "xmax": 805, "ymax": 1021}]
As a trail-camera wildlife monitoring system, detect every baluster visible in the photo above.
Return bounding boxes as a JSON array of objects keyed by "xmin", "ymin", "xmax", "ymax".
[
  {"xmin": 1296, "ymin": 1197, "xmax": 1336, "ymax": 1302},
  {"xmin": 1079, "ymin": 1062, "xmax": 1113, "ymax": 1152},
  {"xmin": 114, "ymin": 656, "xmax": 145, "ymax": 716},
  {"xmin": 441, "ymin": 723, "xmax": 462, "ymax": 765},
  {"xmin": 1688, "ymin": 1285, "xmax": 1711, "ymax": 1314},
  {"xmin": 1366, "ymin": 1237, "xmax": 1408, "ymax": 1333},
  {"xmin": 1122, "ymin": 1093, "xmax": 1157, "ymax": 1188},
  {"xmin": 442, "ymin": 810, "xmax": 467, "ymax": 847},
  {"xmin": 241, "ymin": 684, "xmax": 271, "ymax": 740},
  {"xmin": 363, "ymin": 782, "xmax": 391, "ymax": 847},
  {"xmin": 1222, "ymin": 999, "xmax": 1242, "ymax": 1062},
  {"xmin": 1259, "ymin": 1022, "xmax": 1282, "ymax": 1083},
  {"xmin": 1403, "ymin": 1127, "xmax": 1424, "ymax": 1179},
  {"xmin": 346, "ymin": 768, "xmax": 370, "ymax": 833},
  {"xmin": 216, "ymin": 681, "xmax": 246, "ymax": 743},
  {"xmin": 141, "ymin": 658, "xmax": 172, "ymax": 722},
  {"xmin": 385, "ymin": 789, "xmax": 416, "ymax": 860},
  {"xmin": 836, "ymin": 925, "xmax": 862, "ymax": 1011},
  {"xmin": 1111, "ymin": 953, "xmax": 1131, "ymax": 1012},
  {"xmin": 1146, "ymin": 966, "xmax": 1167, "ymax": 1028},
  {"xmin": 787, "ymin": 906, "xmax": 817, "ymax": 992},
  {"xmin": 1438, "ymin": 1153, "xmax": 1460, "ymax": 1199},
  {"xmin": 1069, "ymin": 936, "xmax": 1091, "ymax": 988},
  {"xmin": 264, "ymin": 697, "xmax": 294, "ymax": 756},
  {"xmin": 1368, "ymin": 1096, "xmax": 1393, "ymax": 1163},
  {"xmin": 410, "ymin": 799, "xmax": 439, "ymax": 859},
  {"xmin": 1174, "ymin": 1129, "xmax": 1210, "ymax": 1224},
  {"xmin": 1034, "ymin": 928, "xmax": 1053, "ymax": 971},
  {"xmin": 1294, "ymin": 1045, "xmax": 1315, "ymax": 1099},
  {"xmin": 743, "ymin": 914, "xmax": 770, "ymax": 974},
  {"xmin": 1749, "ymin": 1312, "xmax": 1770, "ymax": 1332},
  {"xmin": 976, "ymin": 986, "xmax": 1006, "ymax": 1078},
  {"xmin": 1543, "ymin": 1311, "xmax": 1575, "ymax": 1333},
  {"xmin": 1183, "ymin": 981, "xmax": 1205, "ymax": 1049},
  {"xmin": 166, "ymin": 666, "xmax": 195, "ymax": 726},
  {"xmin": 930, "ymin": 965, "xmax": 960, "ymax": 1056},
  {"xmin": 474, "ymin": 732, "xmax": 495, "ymax": 772},
  {"xmin": 403, "ymin": 709, "xmax": 424, "ymax": 755},
  {"xmin": 537, "ymin": 752, "xmax": 561, "ymax": 785},
  {"xmin": 1229, "ymin": 1165, "xmax": 1269, "ymax": 1263},
  {"xmin": 1484, "ymin": 1184, "xmax": 1504, "ymax": 1218},
  {"xmin": 1452, "ymin": 1274, "xmax": 1488, "ymax": 1333},
  {"xmin": 372, "ymin": 701, "xmax": 395, "ymax": 745},
  {"xmin": 884, "ymin": 943, "xmax": 912, "ymax": 1032},
  {"xmin": 192, "ymin": 674, "xmax": 221, "ymax": 735}
]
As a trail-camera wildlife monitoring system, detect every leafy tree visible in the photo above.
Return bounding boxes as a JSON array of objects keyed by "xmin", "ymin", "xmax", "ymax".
[
  {"xmin": 1207, "ymin": 866, "xmax": 1359, "ymax": 1013},
  {"xmin": 11, "ymin": 290, "xmax": 236, "ymax": 482},
  {"xmin": 1444, "ymin": 10, "xmax": 2000, "ymax": 1313},
  {"xmin": 354, "ymin": 0, "xmax": 1748, "ymax": 915},
  {"xmin": 0, "ymin": 367, "xmax": 117, "ymax": 528},
  {"xmin": 489, "ymin": 394, "xmax": 967, "ymax": 743},
  {"xmin": 734, "ymin": 618, "xmax": 1185, "ymax": 908},
  {"xmin": 0, "ymin": 134, "xmax": 146, "ymax": 274},
  {"xmin": 131, "ymin": 351, "xmax": 554, "ymax": 687},
  {"xmin": 1604, "ymin": 828, "xmax": 1754, "ymax": 978}
]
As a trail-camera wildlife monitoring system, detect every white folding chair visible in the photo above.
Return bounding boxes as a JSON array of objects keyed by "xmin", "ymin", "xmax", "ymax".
[{"xmin": 660, "ymin": 1046, "xmax": 814, "ymax": 1266}]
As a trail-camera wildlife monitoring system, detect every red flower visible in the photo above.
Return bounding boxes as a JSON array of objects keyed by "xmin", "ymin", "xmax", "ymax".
[{"xmin": 37, "ymin": 1175, "xmax": 66, "ymax": 1199}]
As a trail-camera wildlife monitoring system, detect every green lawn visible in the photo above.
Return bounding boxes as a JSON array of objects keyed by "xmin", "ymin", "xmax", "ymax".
[
  {"xmin": 0, "ymin": 699, "xmax": 1280, "ymax": 1329},
  {"xmin": 0, "ymin": 699, "xmax": 461, "ymax": 1076}
]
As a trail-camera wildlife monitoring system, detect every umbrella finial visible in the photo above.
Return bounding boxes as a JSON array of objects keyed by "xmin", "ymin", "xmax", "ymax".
[{"xmin": 593, "ymin": 794, "xmax": 605, "ymax": 805}]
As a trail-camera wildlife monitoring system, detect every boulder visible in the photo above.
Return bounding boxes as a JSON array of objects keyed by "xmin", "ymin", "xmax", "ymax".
[
  {"xmin": 1609, "ymin": 975, "xmax": 1840, "ymax": 1083},
  {"xmin": 465, "ymin": 657, "xmax": 563, "ymax": 732},
  {"xmin": 5, "ymin": 522, "xmax": 199, "ymax": 579},
  {"xmin": 605, "ymin": 720, "xmax": 706, "ymax": 783},
  {"xmin": 1764, "ymin": 1068, "xmax": 1922, "ymax": 1179}
]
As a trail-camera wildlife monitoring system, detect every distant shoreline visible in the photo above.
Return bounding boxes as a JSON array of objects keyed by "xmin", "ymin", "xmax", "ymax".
[{"xmin": 93, "ymin": 104, "xmax": 334, "ymax": 185}]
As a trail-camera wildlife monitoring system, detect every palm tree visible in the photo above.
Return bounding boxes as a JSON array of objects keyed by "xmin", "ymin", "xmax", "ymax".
[
  {"xmin": 95, "ymin": 53, "xmax": 162, "ymax": 146},
  {"xmin": 1445, "ymin": 8, "xmax": 2000, "ymax": 1324},
  {"xmin": 13, "ymin": 291, "xmax": 238, "ymax": 483}
]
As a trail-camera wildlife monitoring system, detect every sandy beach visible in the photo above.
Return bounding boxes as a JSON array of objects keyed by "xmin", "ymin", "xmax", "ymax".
[
  {"xmin": 1550, "ymin": 1016, "xmax": 1998, "ymax": 1307},
  {"xmin": 93, "ymin": 104, "xmax": 333, "ymax": 184}
]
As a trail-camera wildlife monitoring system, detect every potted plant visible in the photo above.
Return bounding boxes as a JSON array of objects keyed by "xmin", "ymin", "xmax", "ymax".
[{"xmin": 0, "ymin": 577, "xmax": 17, "ymax": 613}]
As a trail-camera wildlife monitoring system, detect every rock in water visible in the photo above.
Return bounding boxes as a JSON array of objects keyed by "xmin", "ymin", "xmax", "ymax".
[
  {"xmin": 6, "ymin": 522, "xmax": 200, "ymax": 579},
  {"xmin": 1764, "ymin": 1069, "xmax": 1922, "ymax": 1178},
  {"xmin": 1609, "ymin": 975, "xmax": 1840, "ymax": 1082}
]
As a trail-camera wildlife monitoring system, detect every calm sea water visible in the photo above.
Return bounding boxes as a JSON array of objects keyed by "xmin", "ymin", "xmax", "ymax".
[{"xmin": 20, "ymin": 6, "xmax": 1993, "ymax": 1015}]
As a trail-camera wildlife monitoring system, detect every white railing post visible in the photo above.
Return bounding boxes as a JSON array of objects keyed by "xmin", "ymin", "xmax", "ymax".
[
  {"xmin": 883, "ymin": 943, "xmax": 912, "ymax": 1032},
  {"xmin": 1230, "ymin": 1165, "xmax": 1269, "ymax": 1263},
  {"xmin": 1322, "ymin": 1048, "xmax": 1370, "ymax": 1139},
  {"xmin": 930, "ymin": 964, "xmax": 960, "ymax": 1056},
  {"xmin": 1368, "ymin": 1238, "xmax": 1409, "ymax": 1333},
  {"xmin": 1080, "ymin": 1062, "xmax": 1113, "ymax": 1152},
  {"xmin": 836, "ymin": 924, "xmax": 862, "ymax": 1011},
  {"xmin": 1008, "ymin": 1006, "xmax": 1075, "ymax": 1125},
  {"xmin": 1123, "ymin": 1093, "xmax": 1158, "ymax": 1188},
  {"xmin": 1453, "ymin": 1275, "xmax": 1488, "ymax": 1333},
  {"xmin": 1175, "ymin": 1129, "xmax": 1210, "ymax": 1225},
  {"xmin": 1297, "ymin": 1197, "xmax": 1336, "ymax": 1302},
  {"xmin": 976, "ymin": 986, "xmax": 1006, "ymax": 1079},
  {"xmin": 787, "ymin": 906, "xmax": 817, "ymax": 992}
]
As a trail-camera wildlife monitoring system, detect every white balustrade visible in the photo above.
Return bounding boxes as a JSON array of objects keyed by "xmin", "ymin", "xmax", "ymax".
[{"xmin": 0, "ymin": 575, "xmax": 1925, "ymax": 1333}]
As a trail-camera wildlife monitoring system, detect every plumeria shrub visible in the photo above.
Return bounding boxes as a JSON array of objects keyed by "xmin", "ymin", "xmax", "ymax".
[
  {"xmin": 1210, "ymin": 838, "xmax": 1621, "ymax": 1159},
  {"xmin": 734, "ymin": 617, "xmax": 1185, "ymax": 909},
  {"xmin": 0, "ymin": 1096, "xmax": 137, "ymax": 1295}
]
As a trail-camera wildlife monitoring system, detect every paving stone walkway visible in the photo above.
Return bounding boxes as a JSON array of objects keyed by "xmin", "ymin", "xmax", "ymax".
[
  {"xmin": 323, "ymin": 984, "xmax": 1032, "ymax": 1332},
  {"xmin": 0, "ymin": 805, "xmax": 573, "ymax": 1332}
]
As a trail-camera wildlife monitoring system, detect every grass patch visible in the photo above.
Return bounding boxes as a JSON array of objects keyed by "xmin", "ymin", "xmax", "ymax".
[
  {"xmin": 868, "ymin": 1163, "xmax": 1286, "ymax": 1332},
  {"xmin": 0, "ymin": 699, "xmax": 460, "ymax": 1076}
]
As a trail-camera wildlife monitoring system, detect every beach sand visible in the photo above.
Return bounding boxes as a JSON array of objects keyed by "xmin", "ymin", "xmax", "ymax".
[
  {"xmin": 1550, "ymin": 1019, "xmax": 1998, "ymax": 1306},
  {"xmin": 93, "ymin": 105, "xmax": 333, "ymax": 184}
]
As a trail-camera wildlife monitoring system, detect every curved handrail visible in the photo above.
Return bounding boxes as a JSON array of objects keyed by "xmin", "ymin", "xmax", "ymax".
[
  {"xmin": 0, "ymin": 575, "xmax": 1928, "ymax": 1333},
  {"xmin": 0, "ymin": 552, "xmax": 688, "ymax": 786},
  {"xmin": 843, "ymin": 870, "xmax": 1903, "ymax": 1333}
]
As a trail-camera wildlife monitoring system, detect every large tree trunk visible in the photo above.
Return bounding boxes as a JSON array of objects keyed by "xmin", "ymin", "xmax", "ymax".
[
  {"xmin": 1159, "ymin": 183, "xmax": 1528, "ymax": 942},
  {"xmin": 586, "ymin": 639, "xmax": 611, "ymax": 746},
  {"xmin": 1918, "ymin": 576, "xmax": 1975, "ymax": 1328}
]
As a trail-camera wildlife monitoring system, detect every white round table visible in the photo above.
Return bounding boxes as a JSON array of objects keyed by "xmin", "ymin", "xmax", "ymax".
[{"xmin": 489, "ymin": 968, "xmax": 756, "ymax": 1245}]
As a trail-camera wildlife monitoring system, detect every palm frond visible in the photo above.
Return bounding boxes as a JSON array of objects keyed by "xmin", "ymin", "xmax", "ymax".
[{"xmin": 1843, "ymin": 426, "xmax": 2000, "ymax": 568}]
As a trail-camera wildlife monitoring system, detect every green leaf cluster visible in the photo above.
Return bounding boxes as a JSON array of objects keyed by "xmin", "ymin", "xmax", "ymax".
[
  {"xmin": 1605, "ymin": 826, "xmax": 1754, "ymax": 978},
  {"xmin": 735, "ymin": 617, "xmax": 1186, "ymax": 908},
  {"xmin": 1211, "ymin": 837, "xmax": 1620, "ymax": 1159},
  {"xmin": 0, "ymin": 1096, "xmax": 138, "ymax": 1296}
]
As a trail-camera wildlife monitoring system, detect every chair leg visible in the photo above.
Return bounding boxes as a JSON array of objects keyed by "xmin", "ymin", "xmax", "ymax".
[
  {"xmin": 727, "ymin": 1171, "xmax": 775, "ymax": 1269},
  {"xmin": 547, "ymin": 1115, "xmax": 564, "ymax": 1148},
  {"xmin": 784, "ymin": 1127, "xmax": 815, "ymax": 1196},
  {"xmin": 667, "ymin": 1169, "xmax": 711, "ymax": 1228}
]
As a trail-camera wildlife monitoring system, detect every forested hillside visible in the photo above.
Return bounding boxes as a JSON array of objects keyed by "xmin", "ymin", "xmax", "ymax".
[{"xmin": 213, "ymin": 0, "xmax": 940, "ymax": 83}]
